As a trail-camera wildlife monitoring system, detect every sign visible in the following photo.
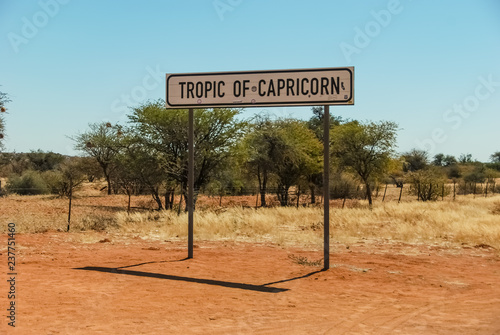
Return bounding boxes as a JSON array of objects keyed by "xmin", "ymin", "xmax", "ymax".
[{"xmin": 166, "ymin": 67, "xmax": 354, "ymax": 108}]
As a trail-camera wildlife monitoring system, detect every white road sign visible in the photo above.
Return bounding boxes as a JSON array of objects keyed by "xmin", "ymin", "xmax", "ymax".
[{"xmin": 166, "ymin": 67, "xmax": 354, "ymax": 108}]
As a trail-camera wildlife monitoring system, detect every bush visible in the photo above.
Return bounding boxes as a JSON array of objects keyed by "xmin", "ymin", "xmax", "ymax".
[
  {"xmin": 329, "ymin": 173, "xmax": 363, "ymax": 199},
  {"xmin": 41, "ymin": 170, "xmax": 65, "ymax": 195},
  {"xmin": 6, "ymin": 170, "xmax": 49, "ymax": 195},
  {"xmin": 406, "ymin": 167, "xmax": 449, "ymax": 201}
]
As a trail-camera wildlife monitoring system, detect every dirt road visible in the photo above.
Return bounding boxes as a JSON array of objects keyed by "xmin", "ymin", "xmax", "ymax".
[{"xmin": 1, "ymin": 232, "xmax": 499, "ymax": 334}]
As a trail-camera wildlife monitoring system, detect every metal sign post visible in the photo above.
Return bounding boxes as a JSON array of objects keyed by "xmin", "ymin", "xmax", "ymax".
[
  {"xmin": 323, "ymin": 105, "xmax": 330, "ymax": 270},
  {"xmin": 188, "ymin": 108, "xmax": 194, "ymax": 258},
  {"xmin": 166, "ymin": 67, "xmax": 354, "ymax": 267}
]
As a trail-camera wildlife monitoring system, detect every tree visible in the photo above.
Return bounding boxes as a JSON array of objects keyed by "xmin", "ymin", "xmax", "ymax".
[
  {"xmin": 129, "ymin": 100, "xmax": 246, "ymax": 210},
  {"xmin": 442, "ymin": 155, "xmax": 457, "ymax": 167},
  {"xmin": 407, "ymin": 167, "xmax": 448, "ymax": 201},
  {"xmin": 26, "ymin": 150, "xmax": 65, "ymax": 172},
  {"xmin": 272, "ymin": 119, "xmax": 322, "ymax": 206},
  {"xmin": 458, "ymin": 153, "xmax": 473, "ymax": 164},
  {"xmin": 331, "ymin": 120, "xmax": 398, "ymax": 207},
  {"xmin": 306, "ymin": 107, "xmax": 343, "ymax": 204},
  {"xmin": 72, "ymin": 122, "xmax": 122, "ymax": 194},
  {"xmin": 491, "ymin": 152, "xmax": 500, "ymax": 163},
  {"xmin": 57, "ymin": 158, "xmax": 86, "ymax": 231},
  {"xmin": 0, "ymin": 90, "xmax": 10, "ymax": 150},
  {"xmin": 306, "ymin": 106, "xmax": 343, "ymax": 142},
  {"xmin": 402, "ymin": 149, "xmax": 429, "ymax": 172},
  {"xmin": 240, "ymin": 115, "xmax": 276, "ymax": 207}
]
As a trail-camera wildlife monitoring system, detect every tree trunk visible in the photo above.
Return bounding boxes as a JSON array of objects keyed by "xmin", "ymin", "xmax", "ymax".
[
  {"xmin": 260, "ymin": 174, "xmax": 267, "ymax": 207},
  {"xmin": 170, "ymin": 191, "xmax": 175, "ymax": 210},
  {"xmin": 310, "ymin": 185, "xmax": 316, "ymax": 204},
  {"xmin": 105, "ymin": 172, "xmax": 112, "ymax": 195},
  {"xmin": 365, "ymin": 182, "xmax": 373, "ymax": 208},
  {"xmin": 398, "ymin": 184, "xmax": 403, "ymax": 203},
  {"xmin": 164, "ymin": 190, "xmax": 170, "ymax": 210},
  {"xmin": 151, "ymin": 188, "xmax": 163, "ymax": 210},
  {"xmin": 177, "ymin": 187, "xmax": 183, "ymax": 215},
  {"xmin": 67, "ymin": 182, "xmax": 72, "ymax": 232}
]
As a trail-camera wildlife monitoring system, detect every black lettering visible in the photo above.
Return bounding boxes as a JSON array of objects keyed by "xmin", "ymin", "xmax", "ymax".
[
  {"xmin": 187, "ymin": 82, "xmax": 195, "ymax": 99},
  {"xmin": 218, "ymin": 81, "xmax": 225, "ymax": 97},
  {"xmin": 259, "ymin": 80, "xmax": 266, "ymax": 96},
  {"xmin": 195, "ymin": 82, "xmax": 203, "ymax": 98},
  {"xmin": 287, "ymin": 79, "xmax": 295, "ymax": 96},
  {"xmin": 243, "ymin": 80, "xmax": 250, "ymax": 97},
  {"xmin": 301, "ymin": 78, "xmax": 309, "ymax": 95},
  {"xmin": 204, "ymin": 81, "xmax": 213, "ymax": 99},
  {"xmin": 310, "ymin": 78, "xmax": 319, "ymax": 95},
  {"xmin": 267, "ymin": 80, "xmax": 276, "ymax": 96},
  {"xmin": 321, "ymin": 77, "xmax": 329, "ymax": 95},
  {"xmin": 233, "ymin": 80, "xmax": 241, "ymax": 97},
  {"xmin": 277, "ymin": 79, "xmax": 285, "ymax": 96},
  {"xmin": 331, "ymin": 77, "xmax": 340, "ymax": 95},
  {"xmin": 179, "ymin": 82, "xmax": 186, "ymax": 99}
]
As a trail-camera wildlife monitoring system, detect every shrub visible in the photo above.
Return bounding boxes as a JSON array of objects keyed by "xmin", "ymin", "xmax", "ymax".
[{"xmin": 6, "ymin": 170, "xmax": 49, "ymax": 195}]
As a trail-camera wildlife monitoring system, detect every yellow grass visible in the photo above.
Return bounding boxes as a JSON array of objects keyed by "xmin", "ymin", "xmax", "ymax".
[{"xmin": 1, "ymin": 192, "xmax": 499, "ymax": 250}]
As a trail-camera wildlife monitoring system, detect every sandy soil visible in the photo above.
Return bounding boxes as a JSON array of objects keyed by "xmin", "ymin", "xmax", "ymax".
[{"xmin": 1, "ymin": 232, "xmax": 500, "ymax": 334}]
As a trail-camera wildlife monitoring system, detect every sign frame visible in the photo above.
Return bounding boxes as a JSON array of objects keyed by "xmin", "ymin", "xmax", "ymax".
[
  {"xmin": 166, "ymin": 66, "xmax": 355, "ymax": 270},
  {"xmin": 166, "ymin": 67, "xmax": 354, "ymax": 109}
]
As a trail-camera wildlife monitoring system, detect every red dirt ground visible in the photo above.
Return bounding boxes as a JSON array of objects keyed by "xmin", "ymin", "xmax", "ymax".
[{"xmin": 1, "ymin": 232, "xmax": 500, "ymax": 334}]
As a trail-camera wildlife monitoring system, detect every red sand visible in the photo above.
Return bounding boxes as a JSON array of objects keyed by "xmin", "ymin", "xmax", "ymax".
[{"xmin": 1, "ymin": 232, "xmax": 500, "ymax": 334}]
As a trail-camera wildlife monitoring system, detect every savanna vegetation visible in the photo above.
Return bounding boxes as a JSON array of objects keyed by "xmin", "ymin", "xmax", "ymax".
[{"xmin": 1, "ymin": 98, "xmax": 499, "ymax": 249}]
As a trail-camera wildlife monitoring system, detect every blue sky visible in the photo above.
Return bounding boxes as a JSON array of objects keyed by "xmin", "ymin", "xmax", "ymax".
[{"xmin": 1, "ymin": 0, "xmax": 499, "ymax": 161}]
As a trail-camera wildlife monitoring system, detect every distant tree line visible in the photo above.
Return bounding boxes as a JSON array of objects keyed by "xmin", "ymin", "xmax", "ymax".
[{"xmin": 1, "ymin": 99, "xmax": 499, "ymax": 209}]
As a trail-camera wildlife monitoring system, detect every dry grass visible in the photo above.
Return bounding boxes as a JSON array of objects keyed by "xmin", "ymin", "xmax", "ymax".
[{"xmin": 1, "ymin": 191, "xmax": 499, "ymax": 250}]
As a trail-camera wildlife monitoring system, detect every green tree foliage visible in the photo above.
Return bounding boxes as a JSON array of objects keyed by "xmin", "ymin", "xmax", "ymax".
[
  {"xmin": 458, "ymin": 153, "xmax": 473, "ymax": 164},
  {"xmin": 402, "ymin": 149, "xmax": 429, "ymax": 172},
  {"xmin": 464, "ymin": 164, "xmax": 486, "ymax": 184},
  {"xmin": 240, "ymin": 115, "xmax": 276, "ymax": 207},
  {"xmin": 26, "ymin": 150, "xmax": 65, "ymax": 172},
  {"xmin": 241, "ymin": 116, "xmax": 322, "ymax": 206},
  {"xmin": 113, "ymin": 131, "xmax": 167, "ymax": 210},
  {"xmin": 270, "ymin": 119, "xmax": 322, "ymax": 206},
  {"xmin": 306, "ymin": 106, "xmax": 343, "ymax": 142},
  {"xmin": 331, "ymin": 120, "xmax": 398, "ymax": 206},
  {"xmin": 128, "ymin": 100, "xmax": 246, "ymax": 209},
  {"xmin": 433, "ymin": 153, "xmax": 457, "ymax": 167},
  {"xmin": 488, "ymin": 152, "xmax": 500, "ymax": 171},
  {"xmin": 407, "ymin": 167, "xmax": 449, "ymax": 201},
  {"xmin": 0, "ymin": 90, "xmax": 10, "ymax": 150},
  {"xmin": 491, "ymin": 152, "xmax": 500, "ymax": 163},
  {"xmin": 72, "ymin": 122, "xmax": 122, "ymax": 194},
  {"xmin": 6, "ymin": 170, "xmax": 50, "ymax": 195}
]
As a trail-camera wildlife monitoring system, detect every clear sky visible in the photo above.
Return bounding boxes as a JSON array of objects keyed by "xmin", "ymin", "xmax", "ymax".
[{"xmin": 1, "ymin": 0, "xmax": 499, "ymax": 161}]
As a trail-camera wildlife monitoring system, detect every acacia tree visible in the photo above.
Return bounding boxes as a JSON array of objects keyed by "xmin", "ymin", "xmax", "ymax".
[
  {"xmin": 114, "ymin": 133, "xmax": 166, "ymax": 210},
  {"xmin": 272, "ymin": 119, "xmax": 322, "ymax": 206},
  {"xmin": 129, "ymin": 100, "xmax": 246, "ymax": 210},
  {"xmin": 0, "ymin": 90, "xmax": 10, "ymax": 150},
  {"xmin": 241, "ymin": 115, "xmax": 278, "ymax": 207},
  {"xmin": 306, "ymin": 107, "xmax": 343, "ymax": 204},
  {"xmin": 72, "ymin": 122, "xmax": 122, "ymax": 194},
  {"xmin": 331, "ymin": 121, "xmax": 398, "ymax": 207},
  {"xmin": 491, "ymin": 152, "xmax": 500, "ymax": 163},
  {"xmin": 241, "ymin": 116, "xmax": 322, "ymax": 206},
  {"xmin": 402, "ymin": 149, "xmax": 429, "ymax": 172},
  {"xmin": 55, "ymin": 158, "xmax": 86, "ymax": 231}
]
